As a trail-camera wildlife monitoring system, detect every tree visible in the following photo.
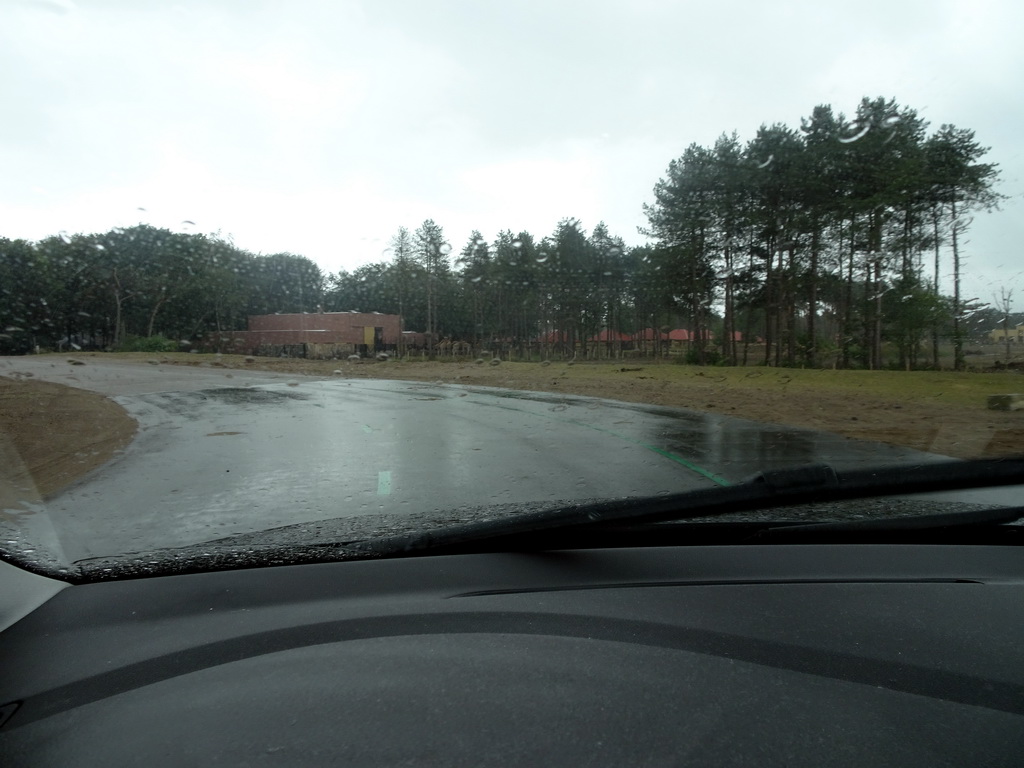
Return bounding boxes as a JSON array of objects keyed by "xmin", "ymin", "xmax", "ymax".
[
  {"xmin": 413, "ymin": 220, "xmax": 449, "ymax": 348},
  {"xmin": 994, "ymin": 287, "xmax": 1016, "ymax": 362},
  {"xmin": 390, "ymin": 227, "xmax": 416, "ymax": 352},
  {"xmin": 924, "ymin": 125, "xmax": 1003, "ymax": 370}
]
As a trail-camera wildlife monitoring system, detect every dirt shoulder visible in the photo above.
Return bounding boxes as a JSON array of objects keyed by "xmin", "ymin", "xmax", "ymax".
[{"xmin": 0, "ymin": 376, "xmax": 137, "ymax": 500}]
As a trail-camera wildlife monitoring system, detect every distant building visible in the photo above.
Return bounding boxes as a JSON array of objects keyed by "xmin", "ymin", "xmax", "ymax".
[
  {"xmin": 633, "ymin": 328, "xmax": 669, "ymax": 342},
  {"xmin": 208, "ymin": 311, "xmax": 402, "ymax": 358},
  {"xmin": 668, "ymin": 329, "xmax": 716, "ymax": 345},
  {"xmin": 590, "ymin": 329, "xmax": 633, "ymax": 343},
  {"xmin": 989, "ymin": 323, "xmax": 1024, "ymax": 344}
]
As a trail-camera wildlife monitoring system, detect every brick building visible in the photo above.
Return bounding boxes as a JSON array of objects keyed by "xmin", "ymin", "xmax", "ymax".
[{"xmin": 212, "ymin": 311, "xmax": 402, "ymax": 358}]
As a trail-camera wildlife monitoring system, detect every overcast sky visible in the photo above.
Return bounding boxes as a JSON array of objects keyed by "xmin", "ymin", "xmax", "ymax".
[{"xmin": 2, "ymin": 0, "xmax": 1022, "ymax": 307}]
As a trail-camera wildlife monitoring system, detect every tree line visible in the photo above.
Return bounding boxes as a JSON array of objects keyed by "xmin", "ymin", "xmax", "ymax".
[
  {"xmin": 1, "ymin": 97, "xmax": 1007, "ymax": 368},
  {"xmin": 642, "ymin": 96, "xmax": 1003, "ymax": 369},
  {"xmin": 0, "ymin": 226, "xmax": 326, "ymax": 353}
]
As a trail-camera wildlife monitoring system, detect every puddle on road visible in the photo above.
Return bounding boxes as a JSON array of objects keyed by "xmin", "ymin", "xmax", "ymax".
[
  {"xmin": 201, "ymin": 388, "xmax": 310, "ymax": 405},
  {"xmin": 131, "ymin": 387, "xmax": 312, "ymax": 420}
]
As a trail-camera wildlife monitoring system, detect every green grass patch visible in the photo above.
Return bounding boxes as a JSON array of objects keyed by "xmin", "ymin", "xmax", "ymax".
[{"xmin": 112, "ymin": 335, "xmax": 180, "ymax": 353}]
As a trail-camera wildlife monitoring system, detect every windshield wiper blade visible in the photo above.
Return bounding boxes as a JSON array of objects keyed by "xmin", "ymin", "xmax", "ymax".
[
  {"xmin": 352, "ymin": 457, "xmax": 1024, "ymax": 557},
  {"xmin": 750, "ymin": 505, "xmax": 1024, "ymax": 541}
]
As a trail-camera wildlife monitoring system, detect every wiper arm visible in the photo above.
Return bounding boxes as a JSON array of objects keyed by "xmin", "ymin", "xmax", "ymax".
[{"xmin": 352, "ymin": 457, "xmax": 1024, "ymax": 557}]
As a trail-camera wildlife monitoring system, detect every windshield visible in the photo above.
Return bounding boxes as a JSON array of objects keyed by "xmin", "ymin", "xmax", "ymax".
[{"xmin": 1, "ymin": 0, "xmax": 1022, "ymax": 577}]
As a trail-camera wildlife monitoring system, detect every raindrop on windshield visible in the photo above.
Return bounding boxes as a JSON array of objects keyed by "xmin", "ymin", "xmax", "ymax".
[
  {"xmin": 512, "ymin": 239, "xmax": 523, "ymax": 249},
  {"xmin": 838, "ymin": 123, "xmax": 870, "ymax": 143},
  {"xmin": 58, "ymin": 231, "xmax": 71, "ymax": 244},
  {"xmin": 756, "ymin": 154, "xmax": 774, "ymax": 169},
  {"xmin": 536, "ymin": 252, "xmax": 549, "ymax": 263},
  {"xmin": 608, "ymin": 246, "xmax": 622, "ymax": 256},
  {"xmin": 471, "ymin": 275, "xmax": 483, "ymax": 283},
  {"xmin": 439, "ymin": 243, "xmax": 452, "ymax": 255}
]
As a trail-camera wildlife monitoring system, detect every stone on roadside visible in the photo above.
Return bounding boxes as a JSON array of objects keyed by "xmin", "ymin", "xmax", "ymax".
[{"xmin": 987, "ymin": 394, "xmax": 1024, "ymax": 411}]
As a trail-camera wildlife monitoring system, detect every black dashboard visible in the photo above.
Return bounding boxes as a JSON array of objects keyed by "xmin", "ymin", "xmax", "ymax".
[{"xmin": 2, "ymin": 544, "xmax": 1023, "ymax": 766}]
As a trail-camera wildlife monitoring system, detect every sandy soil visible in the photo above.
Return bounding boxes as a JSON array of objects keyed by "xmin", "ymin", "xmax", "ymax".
[
  {"xmin": 0, "ymin": 375, "xmax": 137, "ymax": 501},
  {"xmin": 1, "ymin": 353, "xmax": 1022, "ymax": 499}
]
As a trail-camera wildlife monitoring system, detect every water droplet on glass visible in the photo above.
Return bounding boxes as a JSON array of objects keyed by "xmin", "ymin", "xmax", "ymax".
[
  {"xmin": 756, "ymin": 154, "xmax": 774, "ymax": 169},
  {"xmin": 58, "ymin": 231, "xmax": 71, "ymax": 244},
  {"xmin": 536, "ymin": 252, "xmax": 549, "ymax": 264},
  {"xmin": 181, "ymin": 219, "xmax": 196, "ymax": 227},
  {"xmin": 471, "ymin": 275, "xmax": 483, "ymax": 283},
  {"xmin": 511, "ymin": 239, "xmax": 523, "ymax": 249},
  {"xmin": 838, "ymin": 123, "xmax": 870, "ymax": 144},
  {"xmin": 882, "ymin": 116, "xmax": 900, "ymax": 128},
  {"xmin": 475, "ymin": 237, "xmax": 486, "ymax": 246},
  {"xmin": 439, "ymin": 243, "xmax": 452, "ymax": 255},
  {"xmin": 608, "ymin": 246, "xmax": 622, "ymax": 256}
]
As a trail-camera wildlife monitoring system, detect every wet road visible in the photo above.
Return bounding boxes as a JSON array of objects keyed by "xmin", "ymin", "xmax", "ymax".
[{"xmin": 2, "ymin": 357, "xmax": 959, "ymax": 562}]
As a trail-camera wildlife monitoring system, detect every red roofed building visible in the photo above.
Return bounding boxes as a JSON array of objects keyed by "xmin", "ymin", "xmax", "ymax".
[
  {"xmin": 668, "ymin": 329, "xmax": 715, "ymax": 347},
  {"xmin": 633, "ymin": 328, "xmax": 669, "ymax": 342}
]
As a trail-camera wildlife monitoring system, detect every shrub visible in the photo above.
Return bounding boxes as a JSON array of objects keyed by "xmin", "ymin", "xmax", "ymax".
[
  {"xmin": 113, "ymin": 335, "xmax": 179, "ymax": 353},
  {"xmin": 682, "ymin": 347, "xmax": 722, "ymax": 366}
]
